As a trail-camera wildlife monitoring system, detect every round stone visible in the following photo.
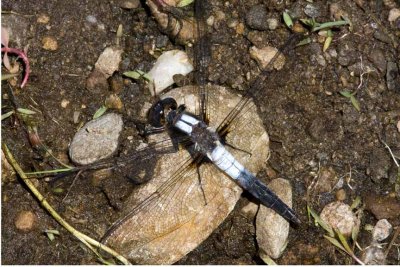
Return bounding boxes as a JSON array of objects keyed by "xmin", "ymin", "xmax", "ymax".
[{"xmin": 69, "ymin": 113, "xmax": 123, "ymax": 165}]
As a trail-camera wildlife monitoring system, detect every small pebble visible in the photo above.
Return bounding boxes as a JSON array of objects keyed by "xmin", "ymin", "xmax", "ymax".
[
  {"xmin": 206, "ymin": 15, "xmax": 215, "ymax": 26},
  {"xmin": 73, "ymin": 111, "xmax": 80, "ymax": 124},
  {"xmin": 42, "ymin": 36, "xmax": 58, "ymax": 51},
  {"xmin": 245, "ymin": 5, "xmax": 269, "ymax": 31},
  {"xmin": 386, "ymin": 61, "xmax": 400, "ymax": 91},
  {"xmin": 15, "ymin": 211, "xmax": 36, "ymax": 232},
  {"xmin": 372, "ymin": 219, "xmax": 392, "ymax": 242},
  {"xmin": 95, "ymin": 46, "xmax": 123, "ymax": 77},
  {"xmin": 397, "ymin": 120, "xmax": 400, "ymax": 132},
  {"xmin": 335, "ymin": 189, "xmax": 346, "ymax": 201},
  {"xmin": 240, "ymin": 201, "xmax": 259, "ymax": 220},
  {"xmin": 388, "ymin": 8, "xmax": 400, "ymax": 22},
  {"xmin": 267, "ymin": 18, "xmax": 278, "ymax": 30},
  {"xmin": 37, "ymin": 14, "xmax": 50, "ymax": 24},
  {"xmin": 304, "ymin": 4, "xmax": 320, "ymax": 18},
  {"xmin": 116, "ymin": 0, "xmax": 140, "ymax": 9},
  {"xmin": 320, "ymin": 201, "xmax": 360, "ymax": 236},
  {"xmin": 235, "ymin": 22, "xmax": 245, "ymax": 35},
  {"xmin": 249, "ymin": 46, "xmax": 285, "ymax": 70},
  {"xmin": 61, "ymin": 99, "xmax": 70, "ymax": 108},
  {"xmin": 105, "ymin": 94, "xmax": 123, "ymax": 110},
  {"xmin": 86, "ymin": 15, "xmax": 97, "ymax": 24}
]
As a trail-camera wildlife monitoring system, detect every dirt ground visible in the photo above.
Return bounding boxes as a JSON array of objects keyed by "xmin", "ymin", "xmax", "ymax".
[{"xmin": 2, "ymin": 0, "xmax": 400, "ymax": 265}]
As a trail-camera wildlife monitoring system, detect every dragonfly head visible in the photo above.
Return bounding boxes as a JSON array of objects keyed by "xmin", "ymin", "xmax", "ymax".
[{"xmin": 148, "ymin": 97, "xmax": 178, "ymax": 128}]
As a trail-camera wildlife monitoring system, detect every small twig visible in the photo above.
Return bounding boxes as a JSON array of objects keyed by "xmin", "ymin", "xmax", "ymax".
[
  {"xmin": 385, "ymin": 227, "xmax": 400, "ymax": 257},
  {"xmin": 378, "ymin": 136, "xmax": 399, "ymax": 167},
  {"xmin": 2, "ymin": 143, "xmax": 130, "ymax": 265},
  {"xmin": 1, "ymin": 46, "xmax": 30, "ymax": 88}
]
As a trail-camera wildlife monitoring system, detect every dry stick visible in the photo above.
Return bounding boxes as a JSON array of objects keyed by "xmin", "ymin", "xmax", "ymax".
[{"xmin": 2, "ymin": 143, "xmax": 130, "ymax": 265}]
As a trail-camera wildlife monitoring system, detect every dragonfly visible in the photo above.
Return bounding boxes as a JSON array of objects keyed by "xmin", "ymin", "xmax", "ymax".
[{"xmin": 46, "ymin": 0, "xmax": 303, "ymax": 264}]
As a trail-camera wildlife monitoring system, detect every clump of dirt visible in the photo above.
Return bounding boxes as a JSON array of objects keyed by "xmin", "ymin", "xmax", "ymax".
[{"xmin": 2, "ymin": 0, "xmax": 400, "ymax": 265}]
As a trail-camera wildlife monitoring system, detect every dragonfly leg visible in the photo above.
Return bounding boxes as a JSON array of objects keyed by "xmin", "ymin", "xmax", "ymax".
[{"xmin": 224, "ymin": 142, "xmax": 252, "ymax": 157}]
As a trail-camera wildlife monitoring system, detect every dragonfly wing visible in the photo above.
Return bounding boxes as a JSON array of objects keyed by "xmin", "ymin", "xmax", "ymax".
[{"xmin": 101, "ymin": 149, "xmax": 240, "ymax": 264}]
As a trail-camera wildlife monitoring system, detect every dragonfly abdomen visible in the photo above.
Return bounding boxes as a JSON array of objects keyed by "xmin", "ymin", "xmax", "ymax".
[{"xmin": 171, "ymin": 111, "xmax": 300, "ymax": 225}]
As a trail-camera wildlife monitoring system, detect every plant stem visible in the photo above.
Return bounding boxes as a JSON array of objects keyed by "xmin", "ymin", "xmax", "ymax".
[
  {"xmin": 2, "ymin": 143, "xmax": 130, "ymax": 265},
  {"xmin": 1, "ymin": 46, "xmax": 30, "ymax": 88}
]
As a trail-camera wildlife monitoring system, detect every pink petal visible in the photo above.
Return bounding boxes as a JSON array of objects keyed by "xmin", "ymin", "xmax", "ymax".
[{"xmin": 2, "ymin": 52, "xmax": 11, "ymax": 71}]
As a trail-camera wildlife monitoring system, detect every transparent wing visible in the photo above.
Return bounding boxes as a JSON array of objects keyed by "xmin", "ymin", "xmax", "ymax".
[{"xmin": 217, "ymin": 33, "xmax": 304, "ymax": 137}]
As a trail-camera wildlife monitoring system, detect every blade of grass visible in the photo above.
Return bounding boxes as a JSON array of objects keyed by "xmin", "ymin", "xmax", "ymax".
[
  {"xmin": 2, "ymin": 143, "xmax": 130, "ymax": 265},
  {"xmin": 1, "ymin": 110, "xmax": 14, "ymax": 120},
  {"xmin": 312, "ymin": 20, "xmax": 349, "ymax": 32},
  {"xmin": 1, "ymin": 73, "xmax": 19, "ymax": 80}
]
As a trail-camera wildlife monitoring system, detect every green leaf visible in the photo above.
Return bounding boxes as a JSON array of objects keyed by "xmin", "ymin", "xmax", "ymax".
[
  {"xmin": 177, "ymin": 0, "xmax": 194, "ymax": 7},
  {"xmin": 351, "ymin": 222, "xmax": 360, "ymax": 243},
  {"xmin": 45, "ymin": 229, "xmax": 60, "ymax": 241},
  {"xmin": 52, "ymin": 187, "xmax": 64, "ymax": 194},
  {"xmin": 296, "ymin": 37, "xmax": 312, "ymax": 47},
  {"xmin": 323, "ymin": 30, "xmax": 333, "ymax": 52},
  {"xmin": 324, "ymin": 235, "xmax": 346, "ymax": 253},
  {"xmin": 17, "ymin": 108, "xmax": 36, "ymax": 115},
  {"xmin": 283, "ymin": 12, "xmax": 293, "ymax": 28},
  {"xmin": 300, "ymin": 18, "xmax": 317, "ymax": 28},
  {"xmin": 335, "ymin": 229, "xmax": 353, "ymax": 254},
  {"xmin": 1, "ymin": 110, "xmax": 14, "ymax": 120},
  {"xmin": 339, "ymin": 90, "xmax": 352, "ymax": 98},
  {"xmin": 350, "ymin": 196, "xmax": 361, "ymax": 210},
  {"xmin": 350, "ymin": 95, "xmax": 360, "ymax": 111},
  {"xmin": 312, "ymin": 20, "xmax": 349, "ymax": 32},
  {"xmin": 93, "ymin": 105, "xmax": 108, "ymax": 119}
]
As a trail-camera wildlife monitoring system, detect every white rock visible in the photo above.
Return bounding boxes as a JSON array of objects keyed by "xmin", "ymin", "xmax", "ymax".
[
  {"xmin": 249, "ymin": 46, "xmax": 286, "ymax": 70},
  {"xmin": 147, "ymin": 50, "xmax": 193, "ymax": 96},
  {"xmin": 372, "ymin": 219, "xmax": 392, "ymax": 242},
  {"xmin": 69, "ymin": 113, "xmax": 123, "ymax": 165},
  {"xmin": 388, "ymin": 8, "xmax": 400, "ymax": 22},
  {"xmin": 320, "ymin": 201, "xmax": 360, "ymax": 237},
  {"xmin": 256, "ymin": 178, "xmax": 292, "ymax": 259},
  {"xmin": 95, "ymin": 46, "xmax": 123, "ymax": 77}
]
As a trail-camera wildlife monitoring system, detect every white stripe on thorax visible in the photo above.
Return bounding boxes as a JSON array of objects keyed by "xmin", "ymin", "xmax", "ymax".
[
  {"xmin": 208, "ymin": 144, "xmax": 245, "ymax": 180},
  {"xmin": 174, "ymin": 114, "xmax": 200, "ymax": 134}
]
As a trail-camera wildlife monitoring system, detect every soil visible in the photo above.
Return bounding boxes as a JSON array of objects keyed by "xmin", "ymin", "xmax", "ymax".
[{"xmin": 2, "ymin": 0, "xmax": 400, "ymax": 265}]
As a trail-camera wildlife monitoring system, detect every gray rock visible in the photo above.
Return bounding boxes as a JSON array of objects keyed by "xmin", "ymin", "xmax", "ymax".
[
  {"xmin": 69, "ymin": 113, "xmax": 123, "ymax": 165},
  {"xmin": 368, "ymin": 49, "xmax": 386, "ymax": 73},
  {"xmin": 347, "ymin": 61, "xmax": 378, "ymax": 77},
  {"xmin": 386, "ymin": 61, "xmax": 400, "ymax": 91},
  {"xmin": 245, "ymin": 5, "xmax": 269, "ymax": 31},
  {"xmin": 304, "ymin": 4, "xmax": 320, "ymax": 18},
  {"xmin": 256, "ymin": 178, "xmax": 292, "ymax": 259},
  {"xmin": 367, "ymin": 147, "xmax": 391, "ymax": 182},
  {"xmin": 361, "ymin": 245, "xmax": 386, "ymax": 265},
  {"xmin": 372, "ymin": 219, "xmax": 392, "ymax": 242},
  {"xmin": 373, "ymin": 30, "xmax": 391, "ymax": 44},
  {"xmin": 320, "ymin": 201, "xmax": 360, "ymax": 237}
]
